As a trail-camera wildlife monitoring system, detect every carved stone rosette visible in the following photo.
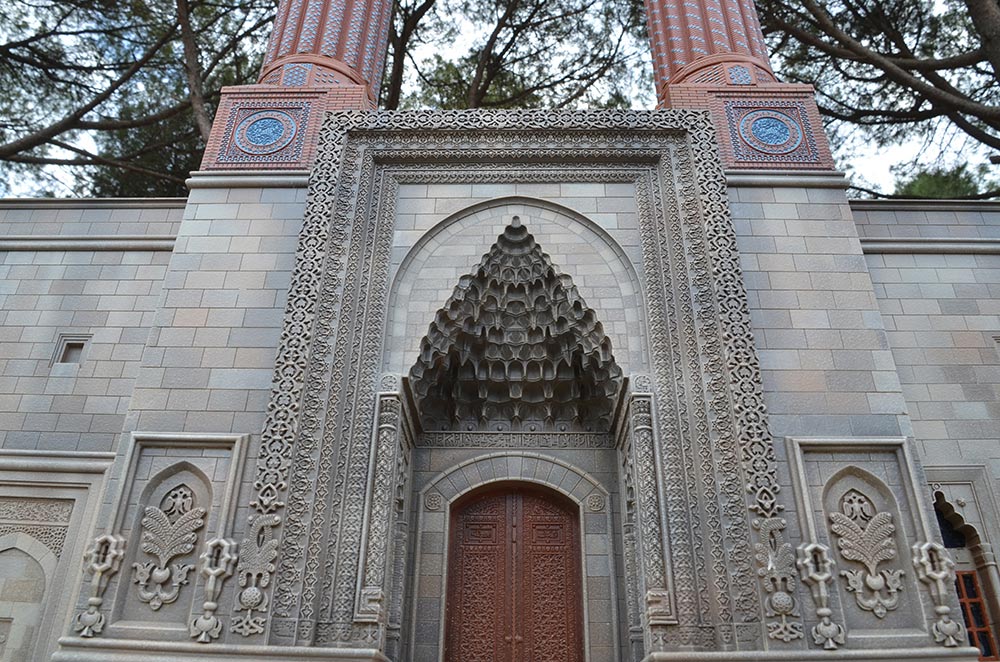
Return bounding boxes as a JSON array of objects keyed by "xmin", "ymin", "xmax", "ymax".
[
  {"xmin": 912, "ymin": 541, "xmax": 966, "ymax": 647},
  {"xmin": 73, "ymin": 533, "xmax": 126, "ymax": 638},
  {"xmin": 829, "ymin": 490, "xmax": 904, "ymax": 618},
  {"xmin": 191, "ymin": 538, "xmax": 239, "ymax": 643},
  {"xmin": 796, "ymin": 542, "xmax": 846, "ymax": 649}
]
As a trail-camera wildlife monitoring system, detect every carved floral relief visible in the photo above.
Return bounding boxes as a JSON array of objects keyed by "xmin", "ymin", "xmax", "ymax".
[
  {"xmin": 131, "ymin": 485, "xmax": 206, "ymax": 610},
  {"xmin": 829, "ymin": 489, "xmax": 904, "ymax": 618}
]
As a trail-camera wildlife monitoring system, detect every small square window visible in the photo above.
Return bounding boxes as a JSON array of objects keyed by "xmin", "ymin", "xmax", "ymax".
[
  {"xmin": 51, "ymin": 334, "xmax": 92, "ymax": 368},
  {"xmin": 59, "ymin": 342, "xmax": 85, "ymax": 364}
]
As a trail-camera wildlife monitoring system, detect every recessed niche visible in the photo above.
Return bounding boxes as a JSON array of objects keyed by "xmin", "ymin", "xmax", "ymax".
[{"xmin": 51, "ymin": 334, "xmax": 92, "ymax": 368}]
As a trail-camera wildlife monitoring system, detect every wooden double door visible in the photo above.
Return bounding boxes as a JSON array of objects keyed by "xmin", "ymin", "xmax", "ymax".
[{"xmin": 444, "ymin": 484, "xmax": 584, "ymax": 662}]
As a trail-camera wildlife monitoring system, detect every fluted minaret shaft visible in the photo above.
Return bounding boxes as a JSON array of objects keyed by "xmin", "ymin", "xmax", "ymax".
[
  {"xmin": 258, "ymin": 0, "xmax": 393, "ymax": 99},
  {"xmin": 645, "ymin": 0, "xmax": 775, "ymax": 94}
]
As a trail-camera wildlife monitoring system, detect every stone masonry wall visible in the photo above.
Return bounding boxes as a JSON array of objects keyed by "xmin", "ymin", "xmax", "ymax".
[{"xmin": 0, "ymin": 200, "xmax": 181, "ymax": 452}]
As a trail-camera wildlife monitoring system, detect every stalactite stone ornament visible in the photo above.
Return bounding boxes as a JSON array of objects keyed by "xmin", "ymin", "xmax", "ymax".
[
  {"xmin": 409, "ymin": 217, "xmax": 623, "ymax": 433},
  {"xmin": 829, "ymin": 490, "xmax": 904, "ymax": 618},
  {"xmin": 132, "ymin": 485, "xmax": 206, "ymax": 610},
  {"xmin": 73, "ymin": 533, "xmax": 126, "ymax": 637}
]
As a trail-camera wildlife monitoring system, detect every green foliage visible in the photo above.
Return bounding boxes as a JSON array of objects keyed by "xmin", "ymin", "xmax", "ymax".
[
  {"xmin": 384, "ymin": 0, "xmax": 651, "ymax": 111},
  {"xmin": 759, "ymin": 0, "xmax": 1000, "ymax": 177},
  {"xmin": 0, "ymin": 0, "xmax": 274, "ymax": 196},
  {"xmin": 893, "ymin": 163, "xmax": 996, "ymax": 199}
]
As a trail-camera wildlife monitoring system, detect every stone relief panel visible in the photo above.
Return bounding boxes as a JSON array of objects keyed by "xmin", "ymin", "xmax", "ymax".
[
  {"xmin": 115, "ymin": 463, "xmax": 213, "ymax": 626},
  {"xmin": 69, "ymin": 433, "xmax": 246, "ymax": 643},
  {"xmin": 829, "ymin": 489, "xmax": 904, "ymax": 618},
  {"xmin": 242, "ymin": 109, "xmax": 789, "ymax": 653},
  {"xmin": 131, "ymin": 484, "xmax": 207, "ymax": 611},
  {"xmin": 787, "ymin": 437, "xmax": 966, "ymax": 651}
]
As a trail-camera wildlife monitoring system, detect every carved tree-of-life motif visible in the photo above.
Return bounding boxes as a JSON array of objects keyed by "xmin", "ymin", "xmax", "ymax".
[
  {"xmin": 829, "ymin": 489, "xmax": 904, "ymax": 618},
  {"xmin": 445, "ymin": 486, "xmax": 583, "ymax": 662},
  {"xmin": 132, "ymin": 484, "xmax": 206, "ymax": 611},
  {"xmin": 409, "ymin": 216, "xmax": 623, "ymax": 433}
]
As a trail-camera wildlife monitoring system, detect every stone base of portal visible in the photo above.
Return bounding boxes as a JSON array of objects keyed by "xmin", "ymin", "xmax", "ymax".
[{"xmin": 52, "ymin": 637, "xmax": 388, "ymax": 662}]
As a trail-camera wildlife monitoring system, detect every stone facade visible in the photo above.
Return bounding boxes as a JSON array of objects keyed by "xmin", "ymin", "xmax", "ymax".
[
  {"xmin": 1, "ymin": 0, "xmax": 999, "ymax": 660},
  {"xmin": 0, "ymin": 147, "xmax": 997, "ymax": 662}
]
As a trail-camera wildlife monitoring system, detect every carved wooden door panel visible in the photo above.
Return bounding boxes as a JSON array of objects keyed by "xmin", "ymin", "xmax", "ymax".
[{"xmin": 445, "ymin": 486, "xmax": 583, "ymax": 662}]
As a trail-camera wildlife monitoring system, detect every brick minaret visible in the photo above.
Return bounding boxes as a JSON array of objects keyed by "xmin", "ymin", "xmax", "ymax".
[
  {"xmin": 646, "ymin": 0, "xmax": 834, "ymax": 169},
  {"xmin": 201, "ymin": 0, "xmax": 392, "ymax": 169},
  {"xmin": 258, "ymin": 0, "xmax": 392, "ymax": 101}
]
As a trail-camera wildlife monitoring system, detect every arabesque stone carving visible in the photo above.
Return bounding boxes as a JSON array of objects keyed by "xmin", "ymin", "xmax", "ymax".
[
  {"xmin": 755, "ymin": 517, "xmax": 803, "ymax": 641},
  {"xmin": 912, "ymin": 541, "xmax": 966, "ymax": 647},
  {"xmin": 829, "ymin": 490, "xmax": 904, "ymax": 618},
  {"xmin": 191, "ymin": 538, "xmax": 238, "ymax": 643},
  {"xmin": 231, "ymin": 513, "xmax": 280, "ymax": 636},
  {"xmin": 132, "ymin": 485, "xmax": 205, "ymax": 610},
  {"xmin": 242, "ymin": 110, "xmax": 793, "ymax": 645},
  {"xmin": 797, "ymin": 542, "xmax": 846, "ymax": 649}
]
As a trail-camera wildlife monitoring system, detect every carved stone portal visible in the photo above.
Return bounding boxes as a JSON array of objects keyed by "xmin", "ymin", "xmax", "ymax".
[{"xmin": 409, "ymin": 217, "xmax": 623, "ymax": 433}]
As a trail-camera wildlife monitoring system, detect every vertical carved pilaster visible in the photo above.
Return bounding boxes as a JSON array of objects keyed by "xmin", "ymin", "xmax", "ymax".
[
  {"xmin": 626, "ymin": 388, "xmax": 676, "ymax": 649},
  {"xmin": 354, "ymin": 375, "xmax": 415, "ymax": 654}
]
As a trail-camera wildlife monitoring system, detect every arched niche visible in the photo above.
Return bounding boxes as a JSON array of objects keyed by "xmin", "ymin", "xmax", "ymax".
[
  {"xmin": 822, "ymin": 466, "xmax": 922, "ymax": 631},
  {"xmin": 384, "ymin": 196, "xmax": 648, "ymax": 379},
  {"xmin": 113, "ymin": 461, "xmax": 213, "ymax": 628},
  {"xmin": 0, "ymin": 533, "xmax": 54, "ymax": 662}
]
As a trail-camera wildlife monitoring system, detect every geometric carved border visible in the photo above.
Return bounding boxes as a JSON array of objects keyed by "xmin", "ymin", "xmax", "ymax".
[{"xmin": 244, "ymin": 109, "xmax": 791, "ymax": 653}]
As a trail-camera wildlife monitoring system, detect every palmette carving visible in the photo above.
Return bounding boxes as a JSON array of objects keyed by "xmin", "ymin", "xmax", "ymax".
[
  {"xmin": 755, "ymin": 517, "xmax": 803, "ymax": 641},
  {"xmin": 829, "ymin": 490, "xmax": 903, "ymax": 618},
  {"xmin": 73, "ymin": 534, "xmax": 125, "ymax": 638},
  {"xmin": 797, "ymin": 543, "xmax": 846, "ymax": 649},
  {"xmin": 132, "ymin": 486, "xmax": 205, "ymax": 610},
  {"xmin": 912, "ymin": 542, "xmax": 966, "ymax": 647},
  {"xmin": 191, "ymin": 538, "xmax": 238, "ymax": 643},
  {"xmin": 231, "ymin": 514, "xmax": 280, "ymax": 636}
]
